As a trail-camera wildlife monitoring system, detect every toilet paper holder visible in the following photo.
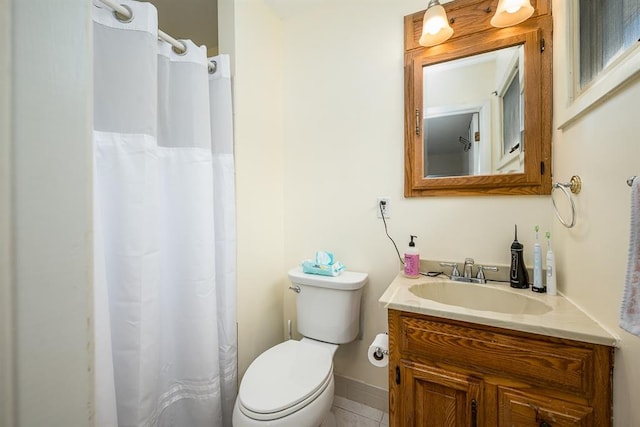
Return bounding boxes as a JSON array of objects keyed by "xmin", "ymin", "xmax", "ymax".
[
  {"xmin": 372, "ymin": 332, "xmax": 389, "ymax": 361},
  {"xmin": 368, "ymin": 332, "xmax": 389, "ymax": 368},
  {"xmin": 372, "ymin": 346, "xmax": 388, "ymax": 361}
]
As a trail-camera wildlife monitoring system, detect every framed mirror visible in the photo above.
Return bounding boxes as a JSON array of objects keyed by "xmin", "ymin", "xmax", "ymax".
[
  {"xmin": 404, "ymin": 0, "xmax": 552, "ymax": 197},
  {"xmin": 424, "ymin": 45, "xmax": 524, "ymax": 178}
]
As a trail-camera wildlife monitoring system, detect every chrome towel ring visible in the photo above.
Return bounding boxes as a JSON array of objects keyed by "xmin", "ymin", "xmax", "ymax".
[{"xmin": 552, "ymin": 175, "xmax": 581, "ymax": 228}]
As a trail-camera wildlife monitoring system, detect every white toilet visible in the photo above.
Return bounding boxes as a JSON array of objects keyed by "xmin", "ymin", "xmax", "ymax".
[{"xmin": 232, "ymin": 266, "xmax": 368, "ymax": 427}]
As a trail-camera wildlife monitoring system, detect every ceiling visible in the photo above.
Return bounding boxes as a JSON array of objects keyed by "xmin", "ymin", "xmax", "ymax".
[{"xmin": 143, "ymin": 0, "xmax": 218, "ymax": 55}]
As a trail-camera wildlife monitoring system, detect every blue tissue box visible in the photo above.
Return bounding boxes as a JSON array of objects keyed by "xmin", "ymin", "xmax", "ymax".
[
  {"xmin": 301, "ymin": 260, "xmax": 345, "ymax": 277},
  {"xmin": 301, "ymin": 251, "xmax": 345, "ymax": 277}
]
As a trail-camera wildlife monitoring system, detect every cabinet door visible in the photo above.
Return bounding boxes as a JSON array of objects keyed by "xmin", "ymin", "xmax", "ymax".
[
  {"xmin": 397, "ymin": 361, "xmax": 482, "ymax": 427},
  {"xmin": 498, "ymin": 387, "xmax": 593, "ymax": 427}
]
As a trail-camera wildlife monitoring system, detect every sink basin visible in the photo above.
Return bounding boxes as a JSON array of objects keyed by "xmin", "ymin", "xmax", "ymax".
[{"xmin": 409, "ymin": 281, "xmax": 552, "ymax": 315}]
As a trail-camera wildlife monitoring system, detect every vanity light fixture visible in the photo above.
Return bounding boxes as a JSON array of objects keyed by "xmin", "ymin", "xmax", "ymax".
[
  {"xmin": 418, "ymin": 0, "xmax": 454, "ymax": 47},
  {"xmin": 490, "ymin": 0, "xmax": 535, "ymax": 27},
  {"xmin": 419, "ymin": 0, "xmax": 536, "ymax": 47}
]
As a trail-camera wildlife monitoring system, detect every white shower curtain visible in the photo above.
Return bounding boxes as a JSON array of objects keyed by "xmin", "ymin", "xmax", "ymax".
[{"xmin": 92, "ymin": 1, "xmax": 236, "ymax": 426}]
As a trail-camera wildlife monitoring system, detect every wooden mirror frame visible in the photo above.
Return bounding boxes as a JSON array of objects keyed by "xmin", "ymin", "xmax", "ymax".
[{"xmin": 404, "ymin": 0, "xmax": 552, "ymax": 197}]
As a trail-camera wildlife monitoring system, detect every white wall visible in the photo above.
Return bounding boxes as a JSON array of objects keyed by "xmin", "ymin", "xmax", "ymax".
[
  {"xmin": 4, "ymin": 0, "xmax": 95, "ymax": 425},
  {"xmin": 426, "ymin": 60, "xmax": 495, "ymax": 108},
  {"xmin": 230, "ymin": 0, "xmax": 287, "ymax": 377}
]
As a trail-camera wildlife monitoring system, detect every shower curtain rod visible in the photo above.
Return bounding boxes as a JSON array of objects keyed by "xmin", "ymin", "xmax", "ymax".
[{"xmin": 96, "ymin": 0, "xmax": 217, "ymax": 74}]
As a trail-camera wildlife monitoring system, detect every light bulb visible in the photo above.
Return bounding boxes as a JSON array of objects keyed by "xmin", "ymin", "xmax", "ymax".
[
  {"xmin": 419, "ymin": 1, "xmax": 454, "ymax": 46},
  {"xmin": 491, "ymin": 0, "xmax": 534, "ymax": 28},
  {"xmin": 424, "ymin": 16, "xmax": 446, "ymax": 35},
  {"xmin": 504, "ymin": 0, "xmax": 522, "ymax": 13}
]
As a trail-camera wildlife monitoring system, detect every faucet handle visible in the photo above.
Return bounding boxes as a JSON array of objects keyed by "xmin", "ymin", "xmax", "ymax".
[
  {"xmin": 439, "ymin": 262, "xmax": 460, "ymax": 277},
  {"xmin": 476, "ymin": 265, "xmax": 499, "ymax": 281}
]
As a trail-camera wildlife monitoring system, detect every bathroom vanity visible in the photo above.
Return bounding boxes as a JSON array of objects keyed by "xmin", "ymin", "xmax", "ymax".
[{"xmin": 380, "ymin": 274, "xmax": 616, "ymax": 427}]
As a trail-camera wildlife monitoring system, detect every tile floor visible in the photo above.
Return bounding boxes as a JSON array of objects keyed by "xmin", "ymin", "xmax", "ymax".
[{"xmin": 322, "ymin": 396, "xmax": 389, "ymax": 427}]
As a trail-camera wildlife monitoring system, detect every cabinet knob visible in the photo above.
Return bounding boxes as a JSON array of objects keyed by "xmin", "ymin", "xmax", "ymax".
[{"xmin": 539, "ymin": 421, "xmax": 552, "ymax": 427}]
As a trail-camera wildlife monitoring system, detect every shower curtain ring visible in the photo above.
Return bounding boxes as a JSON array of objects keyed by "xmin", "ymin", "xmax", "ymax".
[
  {"xmin": 172, "ymin": 42, "xmax": 188, "ymax": 56},
  {"xmin": 113, "ymin": 4, "xmax": 133, "ymax": 23},
  {"xmin": 209, "ymin": 60, "xmax": 218, "ymax": 74}
]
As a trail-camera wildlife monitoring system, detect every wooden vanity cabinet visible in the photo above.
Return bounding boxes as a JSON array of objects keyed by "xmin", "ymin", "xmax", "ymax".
[{"xmin": 387, "ymin": 309, "xmax": 614, "ymax": 427}]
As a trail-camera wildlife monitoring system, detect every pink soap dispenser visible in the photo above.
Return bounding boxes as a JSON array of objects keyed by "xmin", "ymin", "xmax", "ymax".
[{"xmin": 403, "ymin": 235, "xmax": 420, "ymax": 278}]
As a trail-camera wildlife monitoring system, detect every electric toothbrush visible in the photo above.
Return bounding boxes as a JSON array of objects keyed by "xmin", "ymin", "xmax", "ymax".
[
  {"xmin": 532, "ymin": 225, "xmax": 545, "ymax": 292},
  {"xmin": 546, "ymin": 231, "xmax": 557, "ymax": 295}
]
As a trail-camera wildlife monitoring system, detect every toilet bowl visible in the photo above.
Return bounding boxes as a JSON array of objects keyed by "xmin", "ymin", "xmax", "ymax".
[
  {"xmin": 233, "ymin": 267, "xmax": 368, "ymax": 427},
  {"xmin": 233, "ymin": 339, "xmax": 337, "ymax": 427}
]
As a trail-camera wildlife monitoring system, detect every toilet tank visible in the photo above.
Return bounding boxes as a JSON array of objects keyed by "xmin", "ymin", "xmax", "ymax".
[{"xmin": 288, "ymin": 267, "xmax": 368, "ymax": 344}]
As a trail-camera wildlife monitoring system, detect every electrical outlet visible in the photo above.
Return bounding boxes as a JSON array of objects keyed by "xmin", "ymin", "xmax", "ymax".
[{"xmin": 377, "ymin": 197, "xmax": 390, "ymax": 218}]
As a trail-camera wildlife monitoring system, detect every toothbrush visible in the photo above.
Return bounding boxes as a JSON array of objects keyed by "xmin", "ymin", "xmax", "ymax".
[
  {"xmin": 533, "ymin": 225, "xmax": 544, "ymax": 291},
  {"xmin": 546, "ymin": 231, "xmax": 557, "ymax": 295}
]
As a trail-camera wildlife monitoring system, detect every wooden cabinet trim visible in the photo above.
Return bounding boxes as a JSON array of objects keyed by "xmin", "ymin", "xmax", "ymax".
[
  {"xmin": 399, "ymin": 315, "xmax": 594, "ymax": 395},
  {"xmin": 498, "ymin": 386, "xmax": 594, "ymax": 426},
  {"xmin": 402, "ymin": 361, "xmax": 483, "ymax": 427}
]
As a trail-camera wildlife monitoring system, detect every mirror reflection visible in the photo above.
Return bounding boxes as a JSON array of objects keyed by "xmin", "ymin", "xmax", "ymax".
[{"xmin": 423, "ymin": 45, "xmax": 524, "ymax": 178}]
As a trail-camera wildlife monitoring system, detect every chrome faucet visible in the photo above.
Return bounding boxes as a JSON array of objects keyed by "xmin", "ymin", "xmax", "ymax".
[
  {"xmin": 440, "ymin": 259, "xmax": 499, "ymax": 284},
  {"xmin": 463, "ymin": 258, "xmax": 474, "ymax": 278}
]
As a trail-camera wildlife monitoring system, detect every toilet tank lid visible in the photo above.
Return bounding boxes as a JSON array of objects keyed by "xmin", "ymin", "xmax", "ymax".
[{"xmin": 288, "ymin": 266, "xmax": 368, "ymax": 290}]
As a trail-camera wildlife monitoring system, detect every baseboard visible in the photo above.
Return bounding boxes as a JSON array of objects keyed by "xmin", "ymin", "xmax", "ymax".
[{"xmin": 334, "ymin": 375, "xmax": 388, "ymax": 413}]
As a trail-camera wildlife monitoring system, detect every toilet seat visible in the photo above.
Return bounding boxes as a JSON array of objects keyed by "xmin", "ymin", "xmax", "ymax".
[{"xmin": 237, "ymin": 340, "xmax": 334, "ymax": 421}]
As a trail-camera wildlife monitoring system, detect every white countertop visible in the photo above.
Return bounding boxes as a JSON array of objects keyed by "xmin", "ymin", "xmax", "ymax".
[{"xmin": 379, "ymin": 272, "xmax": 619, "ymax": 347}]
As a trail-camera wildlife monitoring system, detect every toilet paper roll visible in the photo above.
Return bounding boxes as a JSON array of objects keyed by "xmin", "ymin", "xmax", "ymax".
[{"xmin": 367, "ymin": 333, "xmax": 389, "ymax": 368}]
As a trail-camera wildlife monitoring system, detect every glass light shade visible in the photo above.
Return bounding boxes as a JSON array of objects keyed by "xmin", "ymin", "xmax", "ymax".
[
  {"xmin": 490, "ymin": 0, "xmax": 534, "ymax": 28},
  {"xmin": 419, "ymin": 3, "xmax": 454, "ymax": 47}
]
